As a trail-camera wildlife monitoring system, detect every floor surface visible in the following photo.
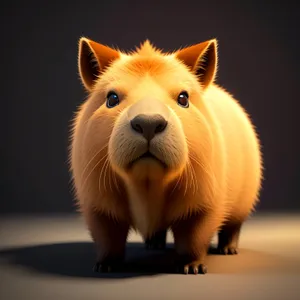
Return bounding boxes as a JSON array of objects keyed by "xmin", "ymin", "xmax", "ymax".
[{"xmin": 0, "ymin": 213, "xmax": 299, "ymax": 300}]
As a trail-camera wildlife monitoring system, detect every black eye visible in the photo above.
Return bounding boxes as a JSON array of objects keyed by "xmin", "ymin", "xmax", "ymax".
[
  {"xmin": 177, "ymin": 91, "xmax": 189, "ymax": 108},
  {"xmin": 106, "ymin": 91, "xmax": 120, "ymax": 108}
]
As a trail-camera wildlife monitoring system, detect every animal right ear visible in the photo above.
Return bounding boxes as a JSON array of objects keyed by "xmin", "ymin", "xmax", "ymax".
[
  {"xmin": 78, "ymin": 37, "xmax": 120, "ymax": 92},
  {"xmin": 176, "ymin": 39, "xmax": 218, "ymax": 89}
]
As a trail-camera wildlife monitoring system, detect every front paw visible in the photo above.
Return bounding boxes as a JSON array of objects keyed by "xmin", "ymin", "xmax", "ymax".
[
  {"xmin": 93, "ymin": 256, "xmax": 124, "ymax": 273},
  {"xmin": 93, "ymin": 262, "xmax": 113, "ymax": 273},
  {"xmin": 217, "ymin": 246, "xmax": 238, "ymax": 255},
  {"xmin": 176, "ymin": 255, "xmax": 208, "ymax": 275},
  {"xmin": 178, "ymin": 262, "xmax": 207, "ymax": 275}
]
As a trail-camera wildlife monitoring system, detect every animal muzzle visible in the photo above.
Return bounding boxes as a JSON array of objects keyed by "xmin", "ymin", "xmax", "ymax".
[{"xmin": 130, "ymin": 114, "xmax": 168, "ymax": 142}]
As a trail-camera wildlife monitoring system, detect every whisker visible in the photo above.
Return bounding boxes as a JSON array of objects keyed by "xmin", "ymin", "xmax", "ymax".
[
  {"xmin": 97, "ymin": 154, "xmax": 108, "ymax": 192},
  {"xmin": 187, "ymin": 159, "xmax": 197, "ymax": 196},
  {"xmin": 189, "ymin": 161, "xmax": 196, "ymax": 196},
  {"xmin": 107, "ymin": 161, "xmax": 113, "ymax": 193},
  {"xmin": 183, "ymin": 167, "xmax": 188, "ymax": 197},
  {"xmin": 80, "ymin": 143, "xmax": 109, "ymax": 181},
  {"xmin": 81, "ymin": 153, "xmax": 108, "ymax": 189},
  {"xmin": 188, "ymin": 161, "xmax": 195, "ymax": 195},
  {"xmin": 170, "ymin": 172, "xmax": 183, "ymax": 196},
  {"xmin": 189, "ymin": 155, "xmax": 216, "ymax": 200},
  {"xmin": 98, "ymin": 156, "xmax": 107, "ymax": 193},
  {"xmin": 189, "ymin": 154, "xmax": 216, "ymax": 183},
  {"xmin": 100, "ymin": 157, "xmax": 109, "ymax": 193},
  {"xmin": 112, "ymin": 169, "xmax": 120, "ymax": 193},
  {"xmin": 191, "ymin": 161, "xmax": 199, "ymax": 195}
]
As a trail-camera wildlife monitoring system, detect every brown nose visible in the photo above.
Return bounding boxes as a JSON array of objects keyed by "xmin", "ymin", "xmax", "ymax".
[{"xmin": 130, "ymin": 114, "xmax": 168, "ymax": 141}]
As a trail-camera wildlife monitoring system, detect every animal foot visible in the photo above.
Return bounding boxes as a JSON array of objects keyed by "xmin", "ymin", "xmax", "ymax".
[
  {"xmin": 93, "ymin": 257, "xmax": 124, "ymax": 273},
  {"xmin": 93, "ymin": 262, "xmax": 114, "ymax": 273},
  {"xmin": 177, "ymin": 261, "xmax": 208, "ymax": 275},
  {"xmin": 217, "ymin": 246, "xmax": 238, "ymax": 255},
  {"xmin": 145, "ymin": 240, "xmax": 166, "ymax": 250},
  {"xmin": 145, "ymin": 230, "xmax": 167, "ymax": 250}
]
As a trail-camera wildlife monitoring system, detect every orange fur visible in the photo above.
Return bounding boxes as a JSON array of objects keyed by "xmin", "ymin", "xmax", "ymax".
[{"xmin": 69, "ymin": 37, "xmax": 263, "ymax": 274}]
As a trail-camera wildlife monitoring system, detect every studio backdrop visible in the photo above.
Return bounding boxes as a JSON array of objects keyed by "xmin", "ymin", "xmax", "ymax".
[{"xmin": 1, "ymin": 0, "xmax": 299, "ymax": 214}]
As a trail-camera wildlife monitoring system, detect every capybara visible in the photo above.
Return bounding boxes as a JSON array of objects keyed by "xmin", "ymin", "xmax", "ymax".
[{"xmin": 69, "ymin": 37, "xmax": 263, "ymax": 274}]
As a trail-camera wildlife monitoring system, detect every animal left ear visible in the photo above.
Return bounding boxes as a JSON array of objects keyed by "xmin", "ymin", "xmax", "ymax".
[
  {"xmin": 78, "ymin": 37, "xmax": 120, "ymax": 92},
  {"xmin": 176, "ymin": 39, "xmax": 218, "ymax": 89}
]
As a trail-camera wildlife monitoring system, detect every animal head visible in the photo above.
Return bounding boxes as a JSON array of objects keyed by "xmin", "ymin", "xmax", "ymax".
[{"xmin": 77, "ymin": 37, "xmax": 218, "ymax": 185}]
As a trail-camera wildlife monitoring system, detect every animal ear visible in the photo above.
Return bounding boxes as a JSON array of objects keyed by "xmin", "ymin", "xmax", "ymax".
[
  {"xmin": 78, "ymin": 37, "xmax": 120, "ymax": 91},
  {"xmin": 176, "ymin": 39, "xmax": 218, "ymax": 89}
]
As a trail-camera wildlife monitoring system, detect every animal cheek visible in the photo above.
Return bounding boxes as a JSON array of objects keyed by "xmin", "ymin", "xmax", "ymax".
[
  {"xmin": 153, "ymin": 130, "xmax": 188, "ymax": 168},
  {"xmin": 108, "ymin": 122, "xmax": 145, "ymax": 169},
  {"xmin": 108, "ymin": 130, "xmax": 129, "ymax": 163}
]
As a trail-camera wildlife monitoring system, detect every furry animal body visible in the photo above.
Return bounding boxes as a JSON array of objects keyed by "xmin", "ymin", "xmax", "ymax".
[{"xmin": 69, "ymin": 37, "xmax": 263, "ymax": 275}]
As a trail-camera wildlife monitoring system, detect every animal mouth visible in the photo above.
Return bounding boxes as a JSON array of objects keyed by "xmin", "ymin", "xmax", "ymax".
[{"xmin": 128, "ymin": 151, "xmax": 167, "ymax": 169}]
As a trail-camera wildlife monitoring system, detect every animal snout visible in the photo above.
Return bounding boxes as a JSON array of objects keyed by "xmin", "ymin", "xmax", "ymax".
[{"xmin": 130, "ymin": 114, "xmax": 168, "ymax": 141}]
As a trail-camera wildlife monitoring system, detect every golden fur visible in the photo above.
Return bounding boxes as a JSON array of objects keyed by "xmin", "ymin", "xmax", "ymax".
[{"xmin": 69, "ymin": 37, "xmax": 263, "ymax": 274}]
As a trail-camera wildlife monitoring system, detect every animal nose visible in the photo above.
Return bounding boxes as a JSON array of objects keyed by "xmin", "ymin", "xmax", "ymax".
[{"xmin": 130, "ymin": 114, "xmax": 168, "ymax": 141}]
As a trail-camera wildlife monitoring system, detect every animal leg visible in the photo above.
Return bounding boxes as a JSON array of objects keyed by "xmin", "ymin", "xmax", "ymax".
[
  {"xmin": 171, "ymin": 212, "xmax": 221, "ymax": 275},
  {"xmin": 217, "ymin": 219, "xmax": 243, "ymax": 255},
  {"xmin": 85, "ymin": 208, "xmax": 129, "ymax": 272}
]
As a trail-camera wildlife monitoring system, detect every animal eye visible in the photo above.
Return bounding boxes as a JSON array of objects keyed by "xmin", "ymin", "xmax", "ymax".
[
  {"xmin": 106, "ymin": 91, "xmax": 120, "ymax": 108},
  {"xmin": 177, "ymin": 91, "xmax": 189, "ymax": 108}
]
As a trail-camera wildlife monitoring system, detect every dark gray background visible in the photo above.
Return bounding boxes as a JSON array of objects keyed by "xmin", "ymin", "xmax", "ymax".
[{"xmin": 1, "ymin": 0, "xmax": 299, "ymax": 214}]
